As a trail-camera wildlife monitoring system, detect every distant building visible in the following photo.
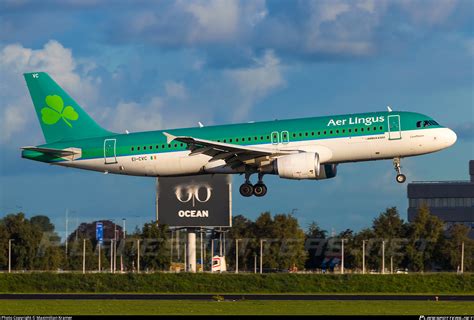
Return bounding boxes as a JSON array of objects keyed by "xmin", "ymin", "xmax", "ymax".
[{"xmin": 407, "ymin": 160, "xmax": 474, "ymax": 239}]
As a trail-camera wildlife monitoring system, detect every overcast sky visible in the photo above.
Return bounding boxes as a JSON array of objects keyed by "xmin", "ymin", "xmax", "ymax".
[{"xmin": 1, "ymin": 0, "xmax": 473, "ymax": 237}]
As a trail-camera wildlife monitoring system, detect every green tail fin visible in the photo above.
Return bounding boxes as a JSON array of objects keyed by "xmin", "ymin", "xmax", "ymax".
[{"xmin": 24, "ymin": 72, "xmax": 114, "ymax": 143}]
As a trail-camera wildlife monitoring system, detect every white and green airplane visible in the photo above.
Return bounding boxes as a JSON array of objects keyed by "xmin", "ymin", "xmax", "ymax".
[{"xmin": 22, "ymin": 72, "xmax": 457, "ymax": 197}]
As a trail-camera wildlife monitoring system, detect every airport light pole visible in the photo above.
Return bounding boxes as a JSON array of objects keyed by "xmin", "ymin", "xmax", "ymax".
[
  {"xmin": 82, "ymin": 239, "xmax": 86, "ymax": 274},
  {"xmin": 75, "ymin": 217, "xmax": 79, "ymax": 241},
  {"xmin": 211, "ymin": 239, "xmax": 214, "ymax": 273},
  {"xmin": 203, "ymin": 230, "xmax": 206, "ymax": 268},
  {"xmin": 223, "ymin": 230, "xmax": 227, "ymax": 257},
  {"xmin": 122, "ymin": 218, "xmax": 126, "ymax": 239},
  {"xmin": 65, "ymin": 209, "xmax": 68, "ymax": 255},
  {"xmin": 461, "ymin": 241, "xmax": 464, "ymax": 274},
  {"xmin": 170, "ymin": 229, "xmax": 174, "ymax": 268},
  {"xmin": 390, "ymin": 256, "xmax": 393, "ymax": 274},
  {"xmin": 137, "ymin": 239, "xmax": 140, "ymax": 273},
  {"xmin": 219, "ymin": 230, "xmax": 223, "ymax": 257},
  {"xmin": 260, "ymin": 239, "xmax": 266, "ymax": 274},
  {"xmin": 362, "ymin": 240, "xmax": 366, "ymax": 275},
  {"xmin": 8, "ymin": 239, "xmax": 13, "ymax": 273},
  {"xmin": 254, "ymin": 253, "xmax": 257, "ymax": 274},
  {"xmin": 113, "ymin": 222, "xmax": 117, "ymax": 273},
  {"xmin": 235, "ymin": 239, "xmax": 241, "ymax": 274},
  {"xmin": 110, "ymin": 240, "xmax": 114, "ymax": 273},
  {"xmin": 200, "ymin": 229, "xmax": 204, "ymax": 272},
  {"xmin": 114, "ymin": 232, "xmax": 118, "ymax": 273},
  {"xmin": 381, "ymin": 240, "xmax": 385, "ymax": 274},
  {"xmin": 341, "ymin": 238, "xmax": 346, "ymax": 275},
  {"xmin": 98, "ymin": 243, "xmax": 101, "ymax": 272},
  {"xmin": 176, "ymin": 230, "xmax": 180, "ymax": 261},
  {"xmin": 184, "ymin": 242, "xmax": 187, "ymax": 272}
]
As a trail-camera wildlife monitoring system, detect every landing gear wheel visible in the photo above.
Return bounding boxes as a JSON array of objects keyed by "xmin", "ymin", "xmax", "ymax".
[
  {"xmin": 393, "ymin": 157, "xmax": 407, "ymax": 184},
  {"xmin": 396, "ymin": 174, "xmax": 406, "ymax": 183},
  {"xmin": 253, "ymin": 183, "xmax": 267, "ymax": 197},
  {"xmin": 239, "ymin": 183, "xmax": 254, "ymax": 197}
]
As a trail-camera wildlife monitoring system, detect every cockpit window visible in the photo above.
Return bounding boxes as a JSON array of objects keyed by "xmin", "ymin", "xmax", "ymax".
[{"xmin": 417, "ymin": 120, "xmax": 439, "ymax": 128}]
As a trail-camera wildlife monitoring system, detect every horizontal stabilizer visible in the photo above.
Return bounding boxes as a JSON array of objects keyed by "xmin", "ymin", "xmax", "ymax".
[{"xmin": 21, "ymin": 146, "xmax": 82, "ymax": 159}]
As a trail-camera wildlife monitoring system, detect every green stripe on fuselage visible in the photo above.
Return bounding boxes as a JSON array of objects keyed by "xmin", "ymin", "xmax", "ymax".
[{"xmin": 24, "ymin": 111, "xmax": 442, "ymax": 163}]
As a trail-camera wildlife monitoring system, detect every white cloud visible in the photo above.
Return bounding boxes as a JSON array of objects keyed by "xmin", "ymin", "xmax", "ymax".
[
  {"xmin": 181, "ymin": 0, "xmax": 240, "ymax": 42},
  {"xmin": 227, "ymin": 50, "xmax": 285, "ymax": 120},
  {"xmin": 0, "ymin": 40, "xmax": 99, "ymax": 144},
  {"xmin": 465, "ymin": 38, "xmax": 474, "ymax": 56},
  {"xmin": 0, "ymin": 98, "xmax": 29, "ymax": 143},
  {"xmin": 304, "ymin": 0, "xmax": 387, "ymax": 56},
  {"xmin": 165, "ymin": 81, "xmax": 187, "ymax": 100},
  {"xmin": 0, "ymin": 40, "xmax": 97, "ymax": 100},
  {"xmin": 121, "ymin": 0, "xmax": 267, "ymax": 47},
  {"xmin": 399, "ymin": 0, "xmax": 458, "ymax": 26},
  {"xmin": 105, "ymin": 97, "xmax": 164, "ymax": 133}
]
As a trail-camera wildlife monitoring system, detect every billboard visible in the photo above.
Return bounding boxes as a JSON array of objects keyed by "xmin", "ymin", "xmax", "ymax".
[{"xmin": 157, "ymin": 175, "xmax": 232, "ymax": 227}]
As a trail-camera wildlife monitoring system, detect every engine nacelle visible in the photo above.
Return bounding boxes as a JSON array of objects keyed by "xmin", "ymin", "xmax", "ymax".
[
  {"xmin": 317, "ymin": 163, "xmax": 338, "ymax": 180},
  {"xmin": 270, "ymin": 153, "xmax": 337, "ymax": 180}
]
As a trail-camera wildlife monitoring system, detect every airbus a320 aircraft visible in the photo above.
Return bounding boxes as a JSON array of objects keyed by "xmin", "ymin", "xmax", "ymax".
[{"xmin": 22, "ymin": 72, "xmax": 457, "ymax": 197}]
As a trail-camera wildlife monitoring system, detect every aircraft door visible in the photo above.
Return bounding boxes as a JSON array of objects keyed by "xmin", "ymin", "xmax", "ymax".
[
  {"xmin": 271, "ymin": 131, "xmax": 279, "ymax": 145},
  {"xmin": 388, "ymin": 115, "xmax": 402, "ymax": 140},
  {"xmin": 104, "ymin": 139, "xmax": 117, "ymax": 164},
  {"xmin": 281, "ymin": 131, "xmax": 289, "ymax": 144}
]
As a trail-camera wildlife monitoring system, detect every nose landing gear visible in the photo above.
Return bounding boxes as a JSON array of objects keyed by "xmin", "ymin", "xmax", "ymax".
[
  {"xmin": 239, "ymin": 172, "xmax": 268, "ymax": 197},
  {"xmin": 393, "ymin": 157, "xmax": 407, "ymax": 183}
]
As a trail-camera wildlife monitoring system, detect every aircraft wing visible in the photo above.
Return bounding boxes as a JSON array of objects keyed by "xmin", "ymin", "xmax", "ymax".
[{"xmin": 163, "ymin": 132, "xmax": 297, "ymax": 170}]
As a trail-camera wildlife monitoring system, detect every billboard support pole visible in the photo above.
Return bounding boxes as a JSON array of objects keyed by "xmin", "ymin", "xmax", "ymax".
[{"xmin": 187, "ymin": 228, "xmax": 196, "ymax": 273}]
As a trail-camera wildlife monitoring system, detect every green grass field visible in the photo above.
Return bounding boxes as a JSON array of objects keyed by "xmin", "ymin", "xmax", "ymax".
[
  {"xmin": 0, "ymin": 300, "xmax": 472, "ymax": 315},
  {"xmin": 1, "ymin": 273, "xmax": 472, "ymax": 294}
]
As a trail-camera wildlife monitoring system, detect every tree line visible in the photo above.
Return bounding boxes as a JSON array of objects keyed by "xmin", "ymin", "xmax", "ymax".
[{"xmin": 0, "ymin": 206, "xmax": 472, "ymax": 272}]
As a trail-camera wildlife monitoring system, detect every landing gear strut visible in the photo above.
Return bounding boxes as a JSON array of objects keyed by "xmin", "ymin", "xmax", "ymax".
[
  {"xmin": 393, "ymin": 157, "xmax": 407, "ymax": 183},
  {"xmin": 239, "ymin": 171, "xmax": 268, "ymax": 197}
]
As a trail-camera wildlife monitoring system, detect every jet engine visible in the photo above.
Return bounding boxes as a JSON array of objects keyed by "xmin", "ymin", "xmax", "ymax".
[{"xmin": 265, "ymin": 152, "xmax": 337, "ymax": 180}]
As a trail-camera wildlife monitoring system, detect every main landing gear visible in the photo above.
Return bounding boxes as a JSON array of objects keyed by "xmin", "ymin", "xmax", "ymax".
[
  {"xmin": 239, "ymin": 172, "xmax": 268, "ymax": 197},
  {"xmin": 393, "ymin": 157, "xmax": 407, "ymax": 183}
]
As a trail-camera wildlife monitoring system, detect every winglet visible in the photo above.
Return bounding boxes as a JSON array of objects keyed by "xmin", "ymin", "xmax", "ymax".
[
  {"xmin": 387, "ymin": 106, "xmax": 393, "ymax": 112},
  {"xmin": 163, "ymin": 132, "xmax": 176, "ymax": 144}
]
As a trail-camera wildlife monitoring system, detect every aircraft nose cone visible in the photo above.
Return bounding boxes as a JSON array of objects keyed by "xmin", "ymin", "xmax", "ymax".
[{"xmin": 445, "ymin": 128, "xmax": 457, "ymax": 147}]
